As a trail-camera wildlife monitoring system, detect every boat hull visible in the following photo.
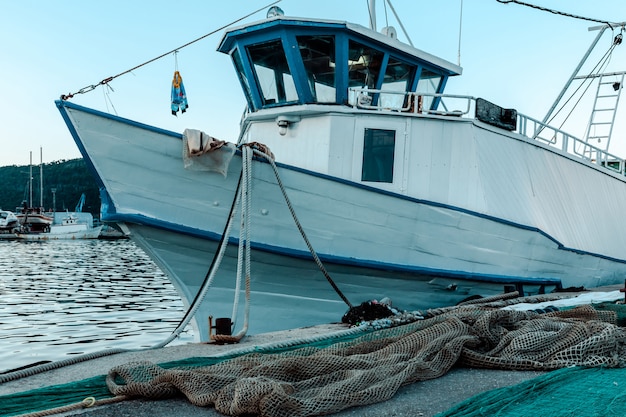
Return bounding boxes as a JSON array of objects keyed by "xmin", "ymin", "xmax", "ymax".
[
  {"xmin": 125, "ymin": 223, "xmax": 542, "ymax": 339},
  {"xmin": 17, "ymin": 225, "xmax": 102, "ymax": 240},
  {"xmin": 57, "ymin": 100, "xmax": 626, "ymax": 341},
  {"xmin": 17, "ymin": 213, "xmax": 53, "ymax": 227}
]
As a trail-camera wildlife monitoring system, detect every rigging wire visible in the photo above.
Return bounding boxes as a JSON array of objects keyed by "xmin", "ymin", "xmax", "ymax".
[
  {"xmin": 60, "ymin": 0, "xmax": 282, "ymax": 100},
  {"xmin": 367, "ymin": 0, "xmax": 375, "ymax": 31},
  {"xmin": 502, "ymin": 0, "xmax": 626, "ymax": 133},
  {"xmin": 385, "ymin": 0, "xmax": 414, "ymax": 47},
  {"xmin": 102, "ymin": 83, "xmax": 118, "ymax": 116},
  {"xmin": 547, "ymin": 33, "xmax": 622, "ymax": 129},
  {"xmin": 495, "ymin": 0, "xmax": 618, "ymax": 28},
  {"xmin": 383, "ymin": 0, "xmax": 389, "ymax": 29}
]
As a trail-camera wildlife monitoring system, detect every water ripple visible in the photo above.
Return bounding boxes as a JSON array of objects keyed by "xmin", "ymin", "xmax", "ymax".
[{"xmin": 0, "ymin": 239, "xmax": 193, "ymax": 373}]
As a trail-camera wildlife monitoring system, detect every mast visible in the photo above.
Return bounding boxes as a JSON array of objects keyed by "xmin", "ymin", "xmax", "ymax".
[
  {"xmin": 368, "ymin": 0, "xmax": 376, "ymax": 31},
  {"xmin": 541, "ymin": 25, "xmax": 609, "ymax": 125},
  {"xmin": 29, "ymin": 151, "xmax": 33, "ymax": 208},
  {"xmin": 39, "ymin": 147, "xmax": 43, "ymax": 208},
  {"xmin": 369, "ymin": 1, "xmax": 414, "ymax": 46}
]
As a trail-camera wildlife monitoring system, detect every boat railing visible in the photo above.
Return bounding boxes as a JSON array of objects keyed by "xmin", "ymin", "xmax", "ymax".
[
  {"xmin": 348, "ymin": 88, "xmax": 474, "ymax": 116},
  {"xmin": 516, "ymin": 112, "xmax": 625, "ymax": 175},
  {"xmin": 349, "ymin": 87, "xmax": 626, "ymax": 176}
]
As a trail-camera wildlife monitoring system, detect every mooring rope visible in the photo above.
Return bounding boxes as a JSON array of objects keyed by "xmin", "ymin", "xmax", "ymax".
[
  {"xmin": 232, "ymin": 145, "xmax": 252, "ymax": 333},
  {"xmin": 154, "ymin": 171, "xmax": 244, "ymax": 348},
  {"xmin": 13, "ymin": 395, "xmax": 129, "ymax": 417},
  {"xmin": 249, "ymin": 144, "xmax": 353, "ymax": 309},
  {"xmin": 0, "ymin": 349, "xmax": 129, "ymax": 384},
  {"xmin": 457, "ymin": 291, "xmax": 521, "ymax": 306},
  {"xmin": 212, "ymin": 145, "xmax": 254, "ymax": 343}
]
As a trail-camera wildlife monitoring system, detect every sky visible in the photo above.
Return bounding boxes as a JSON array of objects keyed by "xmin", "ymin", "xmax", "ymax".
[{"xmin": 0, "ymin": 0, "xmax": 624, "ymax": 167}]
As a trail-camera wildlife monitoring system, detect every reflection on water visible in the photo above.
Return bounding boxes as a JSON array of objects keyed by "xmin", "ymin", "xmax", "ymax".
[{"xmin": 0, "ymin": 239, "xmax": 193, "ymax": 373}]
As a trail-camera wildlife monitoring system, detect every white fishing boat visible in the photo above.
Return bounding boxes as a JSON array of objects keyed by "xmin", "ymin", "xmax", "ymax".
[
  {"xmin": 18, "ymin": 212, "xmax": 102, "ymax": 241},
  {"xmin": 56, "ymin": 3, "xmax": 626, "ymax": 341},
  {"xmin": 13, "ymin": 153, "xmax": 101, "ymax": 240}
]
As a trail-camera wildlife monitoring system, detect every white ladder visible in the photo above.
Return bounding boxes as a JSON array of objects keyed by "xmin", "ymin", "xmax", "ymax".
[{"xmin": 584, "ymin": 72, "xmax": 624, "ymax": 150}]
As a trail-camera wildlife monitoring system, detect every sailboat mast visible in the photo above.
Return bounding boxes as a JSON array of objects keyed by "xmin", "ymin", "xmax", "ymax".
[
  {"xmin": 39, "ymin": 147, "xmax": 43, "ymax": 208},
  {"xmin": 29, "ymin": 151, "xmax": 33, "ymax": 208}
]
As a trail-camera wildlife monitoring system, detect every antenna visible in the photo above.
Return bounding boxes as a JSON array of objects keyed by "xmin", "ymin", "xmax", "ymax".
[{"xmin": 458, "ymin": 0, "xmax": 463, "ymax": 66}]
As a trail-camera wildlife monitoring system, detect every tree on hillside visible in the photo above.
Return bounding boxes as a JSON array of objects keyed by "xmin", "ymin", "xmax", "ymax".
[{"xmin": 0, "ymin": 159, "xmax": 100, "ymax": 218}]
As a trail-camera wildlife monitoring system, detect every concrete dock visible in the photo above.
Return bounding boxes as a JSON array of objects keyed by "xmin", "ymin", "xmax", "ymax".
[
  {"xmin": 1, "ymin": 323, "xmax": 545, "ymax": 417},
  {"xmin": 3, "ymin": 285, "xmax": 623, "ymax": 417}
]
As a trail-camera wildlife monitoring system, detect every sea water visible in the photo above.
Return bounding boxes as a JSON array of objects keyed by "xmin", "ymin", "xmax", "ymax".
[{"xmin": 0, "ymin": 239, "xmax": 194, "ymax": 373}]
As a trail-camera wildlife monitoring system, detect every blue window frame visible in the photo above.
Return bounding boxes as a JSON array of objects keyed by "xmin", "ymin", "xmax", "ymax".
[
  {"xmin": 247, "ymin": 39, "xmax": 299, "ymax": 106},
  {"xmin": 297, "ymin": 35, "xmax": 336, "ymax": 103}
]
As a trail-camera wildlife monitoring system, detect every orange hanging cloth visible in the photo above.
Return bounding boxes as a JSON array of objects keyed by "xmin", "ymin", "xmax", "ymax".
[{"xmin": 171, "ymin": 71, "xmax": 188, "ymax": 115}]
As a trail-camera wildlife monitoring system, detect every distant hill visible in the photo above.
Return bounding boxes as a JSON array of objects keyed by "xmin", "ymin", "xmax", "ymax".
[{"xmin": 0, "ymin": 159, "xmax": 100, "ymax": 218}]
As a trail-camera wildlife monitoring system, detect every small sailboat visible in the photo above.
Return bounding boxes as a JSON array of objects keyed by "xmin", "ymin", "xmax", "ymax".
[{"xmin": 15, "ymin": 149, "xmax": 53, "ymax": 233}]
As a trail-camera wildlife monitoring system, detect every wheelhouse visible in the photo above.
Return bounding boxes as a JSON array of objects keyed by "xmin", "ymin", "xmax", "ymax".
[{"xmin": 217, "ymin": 17, "xmax": 462, "ymax": 113}]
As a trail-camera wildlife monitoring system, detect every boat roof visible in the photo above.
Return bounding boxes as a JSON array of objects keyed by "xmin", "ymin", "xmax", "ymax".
[{"xmin": 217, "ymin": 16, "xmax": 462, "ymax": 76}]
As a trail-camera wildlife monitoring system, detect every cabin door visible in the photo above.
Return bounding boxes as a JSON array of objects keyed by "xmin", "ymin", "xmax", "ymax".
[{"xmin": 352, "ymin": 118, "xmax": 409, "ymax": 194}]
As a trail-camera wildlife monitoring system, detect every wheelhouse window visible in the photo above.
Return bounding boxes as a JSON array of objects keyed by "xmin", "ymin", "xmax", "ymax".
[
  {"xmin": 348, "ymin": 41, "xmax": 384, "ymax": 103},
  {"xmin": 297, "ymin": 35, "xmax": 336, "ymax": 103},
  {"xmin": 247, "ymin": 40, "xmax": 298, "ymax": 106},
  {"xmin": 362, "ymin": 128, "xmax": 395, "ymax": 183},
  {"xmin": 380, "ymin": 57, "xmax": 415, "ymax": 109},
  {"xmin": 416, "ymin": 68, "xmax": 442, "ymax": 111}
]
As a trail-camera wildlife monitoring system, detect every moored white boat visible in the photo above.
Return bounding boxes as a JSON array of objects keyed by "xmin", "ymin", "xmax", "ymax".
[
  {"xmin": 56, "ymin": 4, "xmax": 626, "ymax": 341},
  {"xmin": 18, "ymin": 212, "xmax": 102, "ymax": 240},
  {"xmin": 0, "ymin": 210, "xmax": 19, "ymax": 235}
]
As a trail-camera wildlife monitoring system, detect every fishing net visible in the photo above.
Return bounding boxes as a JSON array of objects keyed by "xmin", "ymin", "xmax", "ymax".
[
  {"xmin": 437, "ymin": 365, "xmax": 626, "ymax": 417},
  {"xmin": 105, "ymin": 304, "xmax": 626, "ymax": 417}
]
